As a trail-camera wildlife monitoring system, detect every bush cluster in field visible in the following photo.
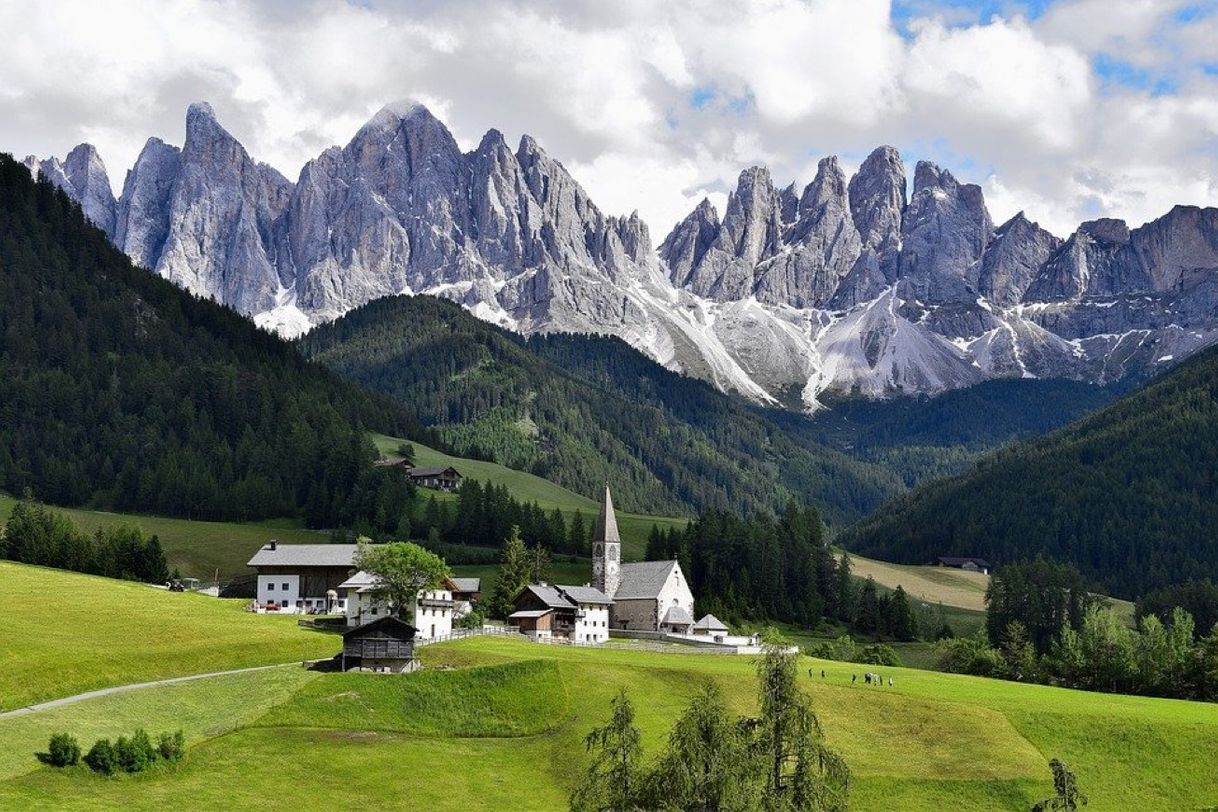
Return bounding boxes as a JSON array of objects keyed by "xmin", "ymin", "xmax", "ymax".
[{"xmin": 41, "ymin": 729, "xmax": 185, "ymax": 775}]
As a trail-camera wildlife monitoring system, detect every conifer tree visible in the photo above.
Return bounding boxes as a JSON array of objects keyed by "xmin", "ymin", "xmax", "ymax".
[{"xmin": 489, "ymin": 525, "xmax": 532, "ymax": 619}]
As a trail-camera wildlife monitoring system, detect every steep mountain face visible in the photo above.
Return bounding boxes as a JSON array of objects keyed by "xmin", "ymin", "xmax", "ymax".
[
  {"xmin": 842, "ymin": 342, "xmax": 1218, "ymax": 599},
  {"xmin": 25, "ymin": 104, "xmax": 1218, "ymax": 409}
]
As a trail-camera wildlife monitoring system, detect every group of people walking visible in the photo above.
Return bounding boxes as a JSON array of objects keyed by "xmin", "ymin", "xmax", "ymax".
[{"xmin": 808, "ymin": 668, "xmax": 894, "ymax": 688}]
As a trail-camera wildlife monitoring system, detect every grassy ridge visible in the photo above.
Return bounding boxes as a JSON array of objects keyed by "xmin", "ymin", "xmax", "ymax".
[
  {"xmin": 373, "ymin": 433, "xmax": 688, "ymax": 560},
  {"xmin": 2, "ymin": 635, "xmax": 1217, "ymax": 809},
  {"xmin": 0, "ymin": 562, "xmax": 337, "ymax": 711}
]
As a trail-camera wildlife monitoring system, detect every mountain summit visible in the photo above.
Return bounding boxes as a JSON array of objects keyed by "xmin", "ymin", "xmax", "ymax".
[{"xmin": 25, "ymin": 103, "xmax": 1218, "ymax": 408}]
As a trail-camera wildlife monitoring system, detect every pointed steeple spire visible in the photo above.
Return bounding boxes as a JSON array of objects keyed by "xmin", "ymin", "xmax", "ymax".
[{"xmin": 593, "ymin": 483, "xmax": 620, "ymax": 543}]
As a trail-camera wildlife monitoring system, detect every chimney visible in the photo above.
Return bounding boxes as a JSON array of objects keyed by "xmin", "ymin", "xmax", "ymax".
[{"xmin": 269, "ymin": 540, "xmax": 278, "ymax": 551}]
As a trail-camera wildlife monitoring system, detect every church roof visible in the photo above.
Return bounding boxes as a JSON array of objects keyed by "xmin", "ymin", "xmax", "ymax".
[
  {"xmin": 593, "ymin": 484, "xmax": 620, "ymax": 543},
  {"xmin": 614, "ymin": 560, "xmax": 679, "ymax": 600},
  {"xmin": 561, "ymin": 585, "xmax": 613, "ymax": 605}
]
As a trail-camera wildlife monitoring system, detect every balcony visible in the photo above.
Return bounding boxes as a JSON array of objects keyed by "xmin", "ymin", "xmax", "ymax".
[{"xmin": 418, "ymin": 597, "xmax": 455, "ymax": 610}]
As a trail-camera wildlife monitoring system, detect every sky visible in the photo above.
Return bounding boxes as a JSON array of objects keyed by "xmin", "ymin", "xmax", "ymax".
[{"xmin": 1, "ymin": 0, "xmax": 1216, "ymax": 239}]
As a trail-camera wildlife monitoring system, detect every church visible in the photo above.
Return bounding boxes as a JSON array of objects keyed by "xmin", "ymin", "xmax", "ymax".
[{"xmin": 591, "ymin": 486, "xmax": 696, "ymax": 633}]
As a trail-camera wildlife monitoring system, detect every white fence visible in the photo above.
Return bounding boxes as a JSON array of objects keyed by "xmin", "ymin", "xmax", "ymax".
[{"xmin": 414, "ymin": 625, "xmax": 525, "ymax": 647}]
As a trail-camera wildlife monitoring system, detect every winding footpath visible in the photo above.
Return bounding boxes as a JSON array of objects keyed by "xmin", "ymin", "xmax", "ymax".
[{"xmin": 0, "ymin": 662, "xmax": 307, "ymax": 720}]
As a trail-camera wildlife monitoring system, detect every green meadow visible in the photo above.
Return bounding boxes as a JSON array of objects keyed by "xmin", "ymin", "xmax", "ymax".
[
  {"xmin": 0, "ymin": 562, "xmax": 337, "ymax": 712},
  {"xmin": 1, "ymin": 624, "xmax": 1216, "ymax": 810}
]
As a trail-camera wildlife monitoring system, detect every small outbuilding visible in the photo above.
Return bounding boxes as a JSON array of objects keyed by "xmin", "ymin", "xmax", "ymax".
[
  {"xmin": 341, "ymin": 616, "xmax": 418, "ymax": 673},
  {"xmin": 692, "ymin": 613, "xmax": 729, "ymax": 641},
  {"xmin": 935, "ymin": 556, "xmax": 991, "ymax": 575},
  {"xmin": 659, "ymin": 604, "xmax": 694, "ymax": 634},
  {"xmin": 509, "ymin": 608, "xmax": 555, "ymax": 640}
]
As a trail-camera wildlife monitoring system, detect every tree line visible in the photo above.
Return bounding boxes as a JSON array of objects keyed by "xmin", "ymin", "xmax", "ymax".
[
  {"xmin": 939, "ymin": 559, "xmax": 1218, "ymax": 701},
  {"xmin": 2, "ymin": 500, "xmax": 167, "ymax": 583}
]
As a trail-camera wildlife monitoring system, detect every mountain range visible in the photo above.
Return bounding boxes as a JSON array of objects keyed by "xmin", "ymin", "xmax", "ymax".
[{"xmin": 24, "ymin": 102, "xmax": 1218, "ymax": 408}]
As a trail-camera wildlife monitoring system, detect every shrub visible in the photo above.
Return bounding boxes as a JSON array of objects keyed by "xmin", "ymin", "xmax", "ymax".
[
  {"xmin": 157, "ymin": 731, "xmax": 186, "ymax": 762},
  {"xmin": 45, "ymin": 733, "xmax": 81, "ymax": 767},
  {"xmin": 115, "ymin": 729, "xmax": 158, "ymax": 773},
  {"xmin": 83, "ymin": 739, "xmax": 117, "ymax": 775},
  {"xmin": 857, "ymin": 643, "xmax": 902, "ymax": 667}
]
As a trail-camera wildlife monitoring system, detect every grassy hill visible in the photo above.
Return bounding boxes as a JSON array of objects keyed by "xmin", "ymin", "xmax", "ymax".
[
  {"xmin": 0, "ymin": 562, "xmax": 337, "ymax": 711},
  {"xmin": 845, "ymin": 342, "xmax": 1218, "ymax": 599},
  {"xmin": 1, "ymin": 634, "xmax": 1216, "ymax": 810}
]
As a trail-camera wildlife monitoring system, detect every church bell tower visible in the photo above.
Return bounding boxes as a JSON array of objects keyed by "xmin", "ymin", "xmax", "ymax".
[{"xmin": 591, "ymin": 484, "xmax": 621, "ymax": 597}]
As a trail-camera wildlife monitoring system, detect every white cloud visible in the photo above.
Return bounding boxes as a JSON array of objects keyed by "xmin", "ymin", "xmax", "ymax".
[{"xmin": 0, "ymin": 0, "xmax": 1214, "ymax": 242}]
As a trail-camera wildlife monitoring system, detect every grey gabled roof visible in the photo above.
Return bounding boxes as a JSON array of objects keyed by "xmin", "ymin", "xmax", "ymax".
[
  {"xmin": 409, "ymin": 466, "xmax": 460, "ymax": 478},
  {"xmin": 338, "ymin": 570, "xmax": 379, "ymax": 591},
  {"xmin": 449, "ymin": 577, "xmax": 481, "ymax": 593},
  {"xmin": 559, "ymin": 584, "xmax": 613, "ymax": 605},
  {"xmin": 521, "ymin": 583, "xmax": 576, "ymax": 610},
  {"xmin": 247, "ymin": 544, "xmax": 358, "ymax": 568},
  {"xmin": 509, "ymin": 609, "xmax": 554, "ymax": 619},
  {"xmin": 662, "ymin": 605, "xmax": 694, "ymax": 626},
  {"xmin": 593, "ymin": 484, "xmax": 621, "ymax": 544},
  {"xmin": 693, "ymin": 613, "xmax": 729, "ymax": 632},
  {"xmin": 614, "ymin": 560, "xmax": 679, "ymax": 600}
]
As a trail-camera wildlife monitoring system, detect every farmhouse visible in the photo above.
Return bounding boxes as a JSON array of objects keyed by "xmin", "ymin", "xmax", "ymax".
[
  {"xmin": 508, "ymin": 582, "xmax": 612, "ymax": 643},
  {"xmin": 936, "ymin": 556, "xmax": 991, "ymax": 575},
  {"xmin": 246, "ymin": 542, "xmax": 358, "ymax": 614},
  {"xmin": 341, "ymin": 616, "xmax": 418, "ymax": 673},
  {"xmin": 338, "ymin": 570, "xmax": 466, "ymax": 640},
  {"xmin": 408, "ymin": 465, "xmax": 462, "ymax": 492},
  {"xmin": 591, "ymin": 486, "xmax": 696, "ymax": 632},
  {"xmin": 449, "ymin": 577, "xmax": 481, "ymax": 616}
]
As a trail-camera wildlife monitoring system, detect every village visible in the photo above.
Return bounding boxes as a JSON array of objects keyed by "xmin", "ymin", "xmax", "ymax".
[{"xmin": 245, "ymin": 485, "xmax": 764, "ymax": 672}]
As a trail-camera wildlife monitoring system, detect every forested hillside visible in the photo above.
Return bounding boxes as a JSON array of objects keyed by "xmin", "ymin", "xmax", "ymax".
[
  {"xmin": 844, "ymin": 343, "xmax": 1218, "ymax": 598},
  {"xmin": 299, "ymin": 295, "xmax": 902, "ymax": 521},
  {"xmin": 0, "ymin": 154, "xmax": 421, "ymax": 525}
]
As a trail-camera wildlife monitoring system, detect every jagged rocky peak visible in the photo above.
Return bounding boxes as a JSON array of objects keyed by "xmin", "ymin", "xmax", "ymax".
[
  {"xmin": 755, "ymin": 155, "xmax": 862, "ymax": 309},
  {"xmin": 778, "ymin": 181, "xmax": 800, "ymax": 226},
  {"xmin": 899, "ymin": 160, "xmax": 992, "ymax": 304},
  {"xmin": 154, "ymin": 101, "xmax": 291, "ymax": 314},
  {"xmin": 848, "ymin": 145, "xmax": 905, "ymax": 264},
  {"xmin": 978, "ymin": 211, "xmax": 1061, "ymax": 305},
  {"xmin": 1127, "ymin": 205, "xmax": 1218, "ymax": 291},
  {"xmin": 115, "ymin": 137, "xmax": 181, "ymax": 269},
  {"xmin": 22, "ymin": 143, "xmax": 117, "ymax": 239},
  {"xmin": 659, "ymin": 197, "xmax": 721, "ymax": 287}
]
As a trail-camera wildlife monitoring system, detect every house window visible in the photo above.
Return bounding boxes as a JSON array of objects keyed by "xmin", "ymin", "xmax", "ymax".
[
  {"xmin": 267, "ymin": 583, "xmax": 275, "ymax": 591},
  {"xmin": 282, "ymin": 583, "xmax": 290, "ymax": 591}
]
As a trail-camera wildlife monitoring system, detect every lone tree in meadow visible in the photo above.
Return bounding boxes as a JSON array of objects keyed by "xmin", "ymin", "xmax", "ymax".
[
  {"xmin": 570, "ymin": 688, "xmax": 643, "ymax": 812},
  {"xmin": 1031, "ymin": 758, "xmax": 1087, "ymax": 811},
  {"xmin": 756, "ymin": 638, "xmax": 850, "ymax": 812},
  {"xmin": 354, "ymin": 540, "xmax": 449, "ymax": 619}
]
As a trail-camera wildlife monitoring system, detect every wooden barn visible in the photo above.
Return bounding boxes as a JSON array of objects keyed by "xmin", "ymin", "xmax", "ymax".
[
  {"xmin": 341, "ymin": 616, "xmax": 419, "ymax": 673},
  {"xmin": 408, "ymin": 466, "xmax": 462, "ymax": 492}
]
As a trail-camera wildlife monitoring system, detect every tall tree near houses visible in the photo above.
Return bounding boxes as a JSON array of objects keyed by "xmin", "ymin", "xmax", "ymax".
[
  {"xmin": 353, "ymin": 540, "xmax": 449, "ymax": 619},
  {"xmin": 835, "ymin": 552, "xmax": 855, "ymax": 623},
  {"xmin": 489, "ymin": 525, "xmax": 532, "ymax": 619}
]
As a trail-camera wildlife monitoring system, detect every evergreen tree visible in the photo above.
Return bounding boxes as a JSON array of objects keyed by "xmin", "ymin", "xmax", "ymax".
[
  {"xmin": 570, "ymin": 689, "xmax": 643, "ymax": 812},
  {"xmin": 855, "ymin": 577, "xmax": 881, "ymax": 635},
  {"xmin": 835, "ymin": 553, "xmax": 855, "ymax": 623},
  {"xmin": 489, "ymin": 525, "xmax": 532, "ymax": 619}
]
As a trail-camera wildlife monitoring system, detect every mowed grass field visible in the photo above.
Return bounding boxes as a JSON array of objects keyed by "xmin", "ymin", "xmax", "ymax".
[
  {"xmin": 0, "ymin": 563, "xmax": 339, "ymax": 712},
  {"xmin": 1, "ymin": 631, "xmax": 1216, "ymax": 810}
]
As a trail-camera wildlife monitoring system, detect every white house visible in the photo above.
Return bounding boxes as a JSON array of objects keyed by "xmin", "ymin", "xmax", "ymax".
[
  {"xmin": 508, "ymin": 582, "xmax": 613, "ymax": 643},
  {"xmin": 247, "ymin": 542, "xmax": 358, "ymax": 614},
  {"xmin": 338, "ymin": 570, "xmax": 456, "ymax": 641}
]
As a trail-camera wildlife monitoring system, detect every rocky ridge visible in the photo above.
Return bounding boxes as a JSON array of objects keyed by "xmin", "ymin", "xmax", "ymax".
[{"xmin": 22, "ymin": 103, "xmax": 1218, "ymax": 408}]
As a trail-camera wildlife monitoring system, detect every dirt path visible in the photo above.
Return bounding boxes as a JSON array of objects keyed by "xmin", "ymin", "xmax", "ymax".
[{"xmin": 0, "ymin": 662, "xmax": 308, "ymax": 719}]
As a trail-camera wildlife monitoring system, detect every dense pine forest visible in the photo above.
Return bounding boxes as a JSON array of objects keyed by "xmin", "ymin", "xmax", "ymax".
[
  {"xmin": 0, "ymin": 155, "xmax": 422, "ymax": 526},
  {"xmin": 298, "ymin": 294, "xmax": 903, "ymax": 522},
  {"xmin": 844, "ymin": 343, "xmax": 1218, "ymax": 599}
]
